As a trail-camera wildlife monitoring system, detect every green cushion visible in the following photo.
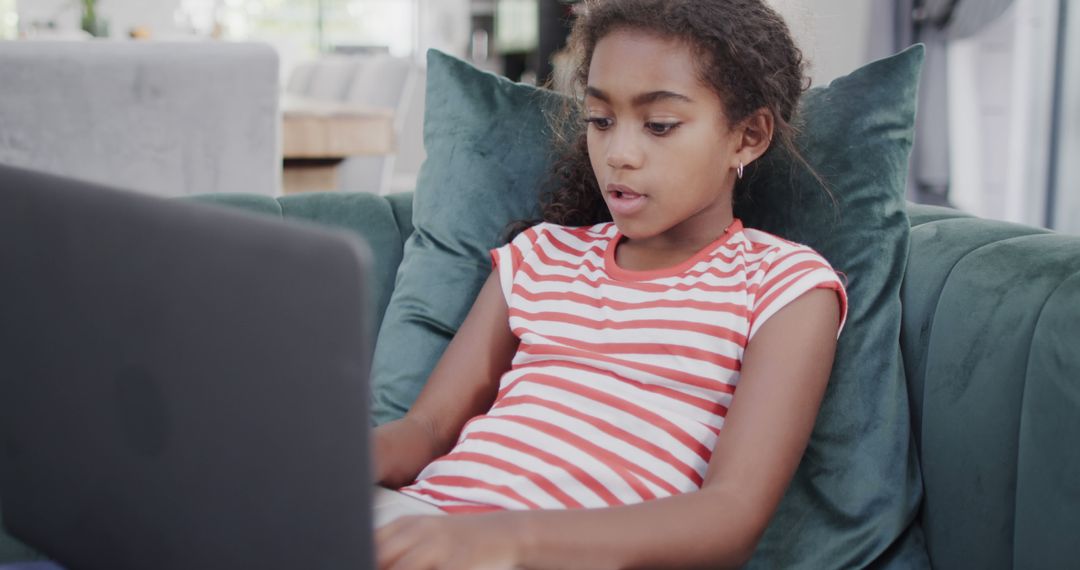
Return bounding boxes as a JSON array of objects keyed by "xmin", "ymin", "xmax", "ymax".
[
  {"xmin": 369, "ymin": 50, "xmax": 562, "ymax": 424},
  {"xmin": 369, "ymin": 47, "xmax": 927, "ymax": 567},
  {"xmin": 737, "ymin": 46, "xmax": 927, "ymax": 569}
]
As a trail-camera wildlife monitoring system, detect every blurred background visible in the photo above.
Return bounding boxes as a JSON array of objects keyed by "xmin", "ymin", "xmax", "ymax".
[{"xmin": 1, "ymin": 0, "xmax": 1076, "ymax": 233}]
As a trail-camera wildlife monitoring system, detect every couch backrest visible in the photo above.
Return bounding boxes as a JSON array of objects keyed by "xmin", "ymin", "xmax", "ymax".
[
  {"xmin": 902, "ymin": 204, "xmax": 1080, "ymax": 569},
  {"xmin": 189, "ymin": 195, "xmax": 1080, "ymax": 570},
  {"xmin": 184, "ymin": 192, "xmax": 414, "ymax": 340},
  {"xmin": 6, "ymin": 195, "xmax": 1078, "ymax": 567},
  {"xmin": 249, "ymin": 195, "xmax": 1077, "ymax": 569}
]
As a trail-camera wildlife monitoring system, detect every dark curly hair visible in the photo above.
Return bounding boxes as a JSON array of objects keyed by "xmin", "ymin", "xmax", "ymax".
[{"xmin": 516, "ymin": 0, "xmax": 817, "ymax": 234}]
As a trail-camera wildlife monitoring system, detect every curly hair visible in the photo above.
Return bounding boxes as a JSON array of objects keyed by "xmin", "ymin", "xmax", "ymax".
[{"xmin": 520, "ymin": 0, "xmax": 816, "ymax": 233}]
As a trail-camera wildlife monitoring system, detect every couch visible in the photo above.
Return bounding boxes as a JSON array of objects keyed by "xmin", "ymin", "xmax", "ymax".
[
  {"xmin": 0, "ymin": 41, "xmax": 280, "ymax": 198},
  {"xmin": 1, "ymin": 191, "xmax": 1078, "ymax": 568}
]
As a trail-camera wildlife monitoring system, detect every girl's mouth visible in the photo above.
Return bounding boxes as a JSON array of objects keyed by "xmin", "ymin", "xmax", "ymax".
[{"xmin": 606, "ymin": 184, "xmax": 648, "ymax": 216}]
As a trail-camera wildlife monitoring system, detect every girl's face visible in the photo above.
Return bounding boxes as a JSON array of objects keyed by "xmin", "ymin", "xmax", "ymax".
[{"xmin": 585, "ymin": 29, "xmax": 744, "ymax": 249}]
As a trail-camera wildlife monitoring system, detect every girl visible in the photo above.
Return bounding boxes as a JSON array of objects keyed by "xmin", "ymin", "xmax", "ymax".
[{"xmin": 374, "ymin": 0, "xmax": 847, "ymax": 567}]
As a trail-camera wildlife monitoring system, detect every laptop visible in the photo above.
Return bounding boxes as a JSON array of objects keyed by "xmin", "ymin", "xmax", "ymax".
[{"xmin": 0, "ymin": 164, "xmax": 375, "ymax": 570}]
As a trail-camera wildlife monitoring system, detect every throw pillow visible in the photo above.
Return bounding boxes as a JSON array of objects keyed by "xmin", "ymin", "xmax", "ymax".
[
  {"xmin": 370, "ymin": 46, "xmax": 928, "ymax": 569},
  {"xmin": 370, "ymin": 50, "xmax": 563, "ymax": 424},
  {"xmin": 736, "ymin": 48, "xmax": 929, "ymax": 569}
]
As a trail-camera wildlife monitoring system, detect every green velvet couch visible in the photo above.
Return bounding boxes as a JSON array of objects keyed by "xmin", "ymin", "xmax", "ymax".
[{"xmin": 2, "ymin": 192, "xmax": 1078, "ymax": 568}]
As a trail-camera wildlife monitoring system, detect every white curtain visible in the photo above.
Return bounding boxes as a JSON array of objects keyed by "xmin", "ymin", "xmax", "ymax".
[
  {"xmin": 1051, "ymin": 1, "xmax": 1078, "ymax": 233},
  {"xmin": 946, "ymin": 0, "xmax": 1060, "ymax": 228},
  {"xmin": 415, "ymin": 0, "xmax": 469, "ymax": 60}
]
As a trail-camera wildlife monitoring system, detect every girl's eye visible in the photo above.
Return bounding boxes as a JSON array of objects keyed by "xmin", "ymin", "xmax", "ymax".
[
  {"xmin": 584, "ymin": 117, "xmax": 613, "ymax": 130},
  {"xmin": 645, "ymin": 122, "xmax": 680, "ymax": 136}
]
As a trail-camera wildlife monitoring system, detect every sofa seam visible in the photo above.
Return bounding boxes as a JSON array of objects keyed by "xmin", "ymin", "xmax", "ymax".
[{"xmin": 907, "ymin": 212, "xmax": 970, "ymax": 230}]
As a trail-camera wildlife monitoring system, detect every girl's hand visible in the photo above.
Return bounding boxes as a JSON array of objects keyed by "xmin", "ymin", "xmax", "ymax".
[{"xmin": 375, "ymin": 513, "xmax": 525, "ymax": 570}]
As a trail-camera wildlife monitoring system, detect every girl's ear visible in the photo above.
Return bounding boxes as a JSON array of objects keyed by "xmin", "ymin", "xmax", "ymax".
[{"xmin": 735, "ymin": 107, "xmax": 775, "ymax": 167}]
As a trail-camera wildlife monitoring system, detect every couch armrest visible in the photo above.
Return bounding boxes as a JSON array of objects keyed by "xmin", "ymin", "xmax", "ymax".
[
  {"xmin": 901, "ymin": 205, "xmax": 1080, "ymax": 567},
  {"xmin": 906, "ymin": 201, "xmax": 974, "ymax": 228}
]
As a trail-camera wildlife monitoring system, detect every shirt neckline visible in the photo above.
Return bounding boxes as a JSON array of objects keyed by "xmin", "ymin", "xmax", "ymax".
[{"xmin": 603, "ymin": 219, "xmax": 743, "ymax": 282}]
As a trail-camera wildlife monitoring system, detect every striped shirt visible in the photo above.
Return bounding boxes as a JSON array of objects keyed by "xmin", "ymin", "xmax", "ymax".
[{"xmin": 399, "ymin": 219, "xmax": 847, "ymax": 513}]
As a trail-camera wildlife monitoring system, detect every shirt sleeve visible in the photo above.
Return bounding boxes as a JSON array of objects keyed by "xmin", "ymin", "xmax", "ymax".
[
  {"xmin": 490, "ymin": 224, "xmax": 544, "ymax": 306},
  {"xmin": 748, "ymin": 246, "xmax": 848, "ymax": 341}
]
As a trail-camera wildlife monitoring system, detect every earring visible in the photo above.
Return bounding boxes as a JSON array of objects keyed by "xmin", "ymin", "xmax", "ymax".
[{"xmin": 737, "ymin": 162, "xmax": 744, "ymax": 180}]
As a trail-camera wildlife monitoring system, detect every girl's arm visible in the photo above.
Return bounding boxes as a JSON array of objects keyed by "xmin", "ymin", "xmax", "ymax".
[
  {"xmin": 376, "ymin": 287, "xmax": 841, "ymax": 570},
  {"xmin": 372, "ymin": 271, "xmax": 519, "ymax": 488}
]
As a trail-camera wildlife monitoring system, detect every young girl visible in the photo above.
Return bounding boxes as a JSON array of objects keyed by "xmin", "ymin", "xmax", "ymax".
[{"xmin": 373, "ymin": 0, "xmax": 847, "ymax": 567}]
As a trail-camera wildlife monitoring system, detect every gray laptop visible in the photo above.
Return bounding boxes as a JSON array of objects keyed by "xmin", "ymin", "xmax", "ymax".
[{"xmin": 0, "ymin": 164, "xmax": 375, "ymax": 569}]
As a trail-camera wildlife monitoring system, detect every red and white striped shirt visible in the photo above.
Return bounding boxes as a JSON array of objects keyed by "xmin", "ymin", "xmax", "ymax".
[{"xmin": 399, "ymin": 219, "xmax": 847, "ymax": 513}]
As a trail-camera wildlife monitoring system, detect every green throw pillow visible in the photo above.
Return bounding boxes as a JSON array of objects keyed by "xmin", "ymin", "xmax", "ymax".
[
  {"xmin": 736, "ymin": 48, "xmax": 929, "ymax": 569},
  {"xmin": 370, "ymin": 46, "xmax": 928, "ymax": 568},
  {"xmin": 370, "ymin": 50, "xmax": 563, "ymax": 424}
]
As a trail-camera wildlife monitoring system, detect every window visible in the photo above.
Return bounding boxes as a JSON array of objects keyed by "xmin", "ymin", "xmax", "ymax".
[
  {"xmin": 1, "ymin": 0, "xmax": 17, "ymax": 39},
  {"xmin": 177, "ymin": 0, "xmax": 415, "ymax": 59},
  {"xmin": 319, "ymin": 0, "xmax": 415, "ymax": 56},
  {"xmin": 945, "ymin": 1, "xmax": 1061, "ymax": 228}
]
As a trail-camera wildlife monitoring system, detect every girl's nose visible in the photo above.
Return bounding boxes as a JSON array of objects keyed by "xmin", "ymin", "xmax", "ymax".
[{"xmin": 605, "ymin": 129, "xmax": 643, "ymax": 170}]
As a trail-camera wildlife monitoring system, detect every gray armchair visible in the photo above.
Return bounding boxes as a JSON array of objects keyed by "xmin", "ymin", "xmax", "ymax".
[{"xmin": 0, "ymin": 40, "xmax": 280, "ymax": 197}]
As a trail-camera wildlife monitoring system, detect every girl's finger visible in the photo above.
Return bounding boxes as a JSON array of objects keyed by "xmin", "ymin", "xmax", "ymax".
[
  {"xmin": 386, "ymin": 543, "xmax": 440, "ymax": 570},
  {"xmin": 374, "ymin": 518, "xmax": 421, "ymax": 569}
]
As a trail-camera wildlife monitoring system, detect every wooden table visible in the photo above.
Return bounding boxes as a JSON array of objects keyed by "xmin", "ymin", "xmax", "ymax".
[{"xmin": 281, "ymin": 95, "xmax": 395, "ymax": 194}]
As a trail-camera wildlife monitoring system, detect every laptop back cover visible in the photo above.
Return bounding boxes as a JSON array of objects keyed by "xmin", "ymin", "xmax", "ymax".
[{"xmin": 0, "ymin": 164, "xmax": 374, "ymax": 570}]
